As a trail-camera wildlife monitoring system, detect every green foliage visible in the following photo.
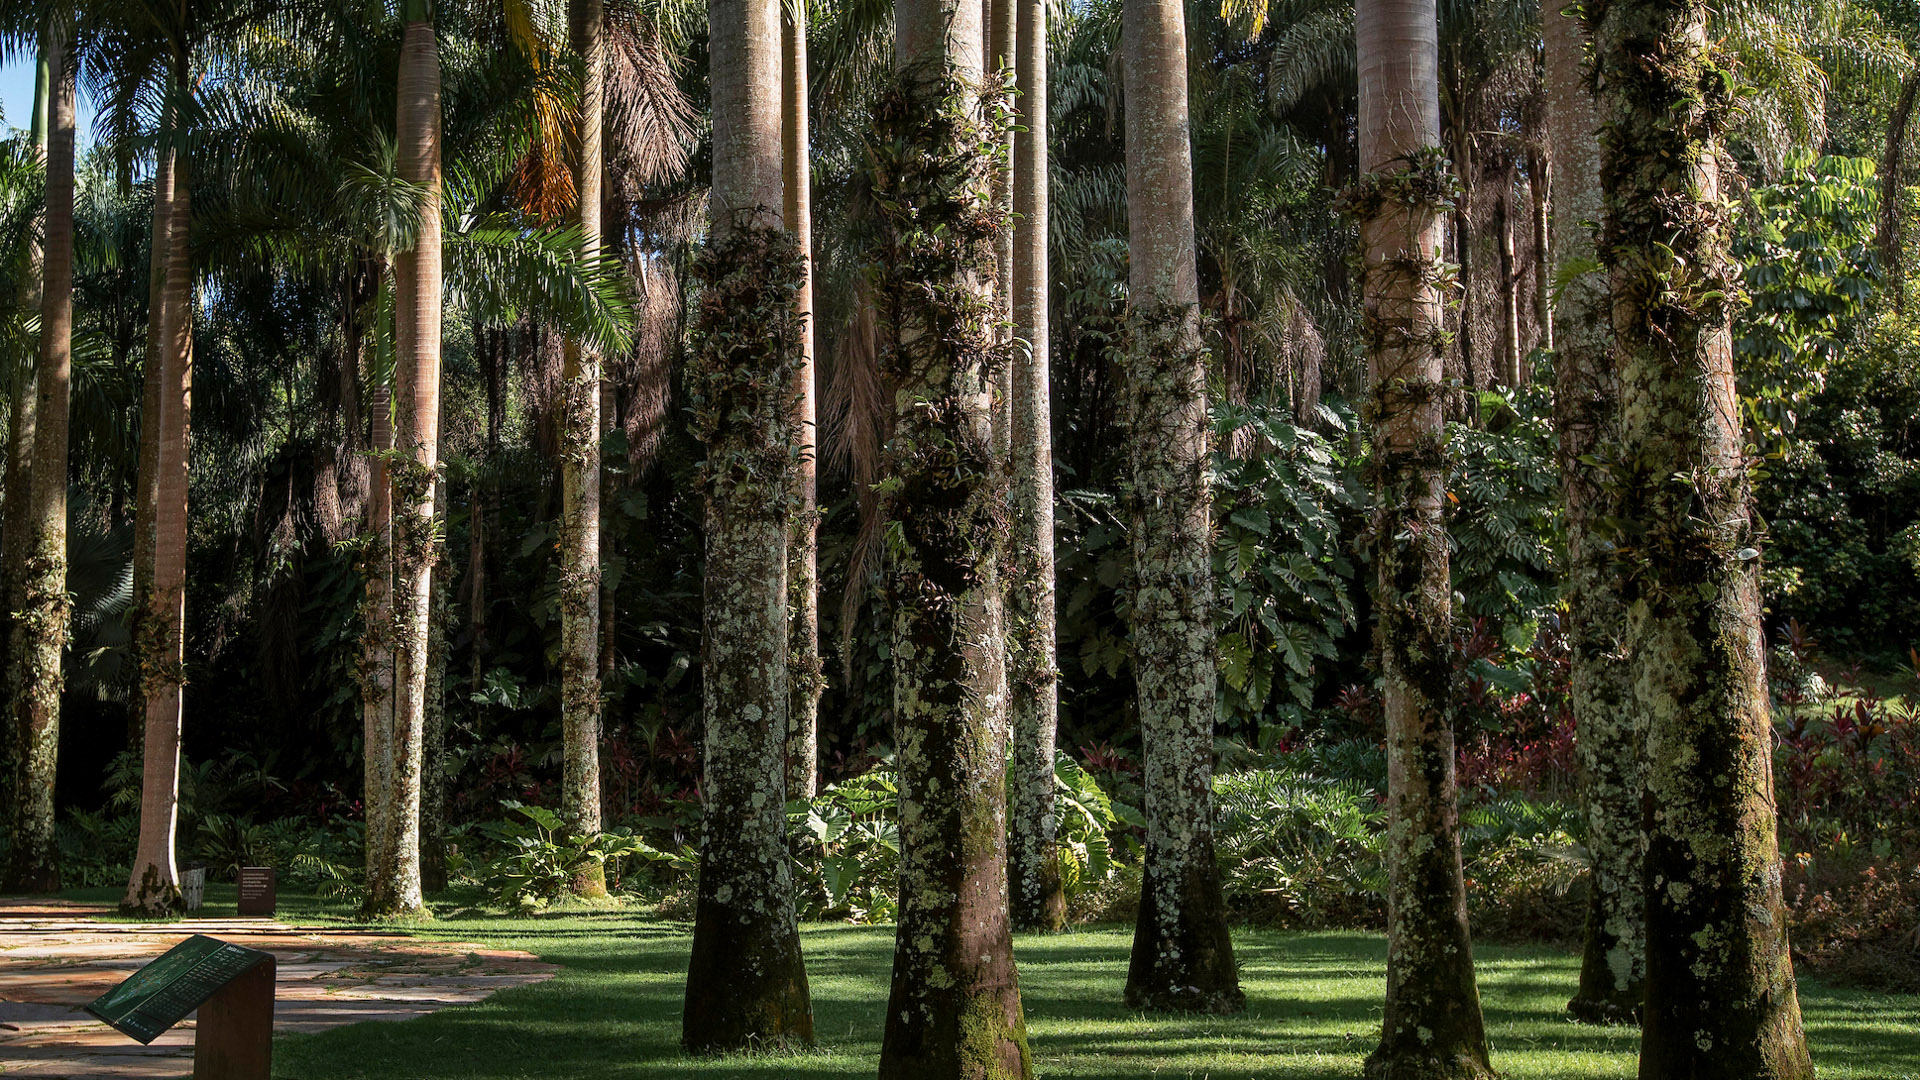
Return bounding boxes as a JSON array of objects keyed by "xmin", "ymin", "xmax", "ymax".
[
  {"xmin": 785, "ymin": 756, "xmax": 1136, "ymax": 924},
  {"xmin": 474, "ymin": 801, "xmax": 687, "ymax": 912},
  {"xmin": 1446, "ymin": 388, "xmax": 1562, "ymax": 649},
  {"xmin": 1212, "ymin": 403, "xmax": 1360, "ymax": 727},
  {"xmin": 1732, "ymin": 153, "xmax": 1879, "ymax": 455},
  {"xmin": 1758, "ymin": 313, "xmax": 1920, "ymax": 656},
  {"xmin": 1211, "ymin": 764, "xmax": 1386, "ymax": 928}
]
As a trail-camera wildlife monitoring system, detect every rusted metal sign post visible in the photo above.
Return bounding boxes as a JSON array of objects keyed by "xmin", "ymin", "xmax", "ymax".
[{"xmin": 84, "ymin": 933, "xmax": 274, "ymax": 1080}]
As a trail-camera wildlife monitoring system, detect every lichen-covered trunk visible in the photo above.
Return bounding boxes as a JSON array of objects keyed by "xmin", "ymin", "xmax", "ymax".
[
  {"xmin": 1119, "ymin": 0, "xmax": 1242, "ymax": 1015},
  {"xmin": 124, "ymin": 122, "xmax": 195, "ymax": 915},
  {"xmin": 1544, "ymin": 0, "xmax": 1644, "ymax": 1025},
  {"xmin": 782, "ymin": 0, "xmax": 823, "ymax": 802},
  {"xmin": 1589, "ymin": 0, "xmax": 1812, "ymax": 1072},
  {"xmin": 359, "ymin": 301, "xmax": 397, "ymax": 914},
  {"xmin": 681, "ymin": 0, "xmax": 813, "ymax": 1051},
  {"xmin": 1006, "ymin": 0, "xmax": 1064, "ymax": 934},
  {"xmin": 4, "ymin": 27, "xmax": 70, "ymax": 896},
  {"xmin": 420, "ymin": 479, "xmax": 451, "ymax": 894},
  {"xmin": 0, "ymin": 49, "xmax": 46, "ymax": 725},
  {"xmin": 872, "ymin": 4, "xmax": 1031, "ymax": 1076},
  {"xmin": 560, "ymin": 0, "xmax": 608, "ymax": 898},
  {"xmin": 372, "ymin": 13, "xmax": 442, "ymax": 920},
  {"xmin": 1353, "ymin": 0, "xmax": 1492, "ymax": 1074}
]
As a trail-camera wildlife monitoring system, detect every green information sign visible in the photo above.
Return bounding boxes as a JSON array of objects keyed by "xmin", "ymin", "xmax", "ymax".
[{"xmin": 85, "ymin": 934, "xmax": 273, "ymax": 1044}]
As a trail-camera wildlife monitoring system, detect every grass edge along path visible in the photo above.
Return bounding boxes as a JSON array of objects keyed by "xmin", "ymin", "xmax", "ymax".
[{"xmin": 121, "ymin": 892, "xmax": 1911, "ymax": 1080}]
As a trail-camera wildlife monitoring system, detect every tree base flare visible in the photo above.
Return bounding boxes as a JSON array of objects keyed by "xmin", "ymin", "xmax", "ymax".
[{"xmin": 1362, "ymin": 1049, "xmax": 1499, "ymax": 1080}]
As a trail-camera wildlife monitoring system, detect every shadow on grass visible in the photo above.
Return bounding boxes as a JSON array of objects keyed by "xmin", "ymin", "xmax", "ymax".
[{"xmin": 264, "ymin": 918, "xmax": 1918, "ymax": 1080}]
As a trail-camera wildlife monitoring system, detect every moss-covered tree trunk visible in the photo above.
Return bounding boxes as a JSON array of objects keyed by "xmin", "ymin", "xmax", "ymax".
[
  {"xmin": 0, "ymin": 54, "xmax": 47, "ymax": 762},
  {"xmin": 1589, "ymin": 0, "xmax": 1812, "ymax": 1072},
  {"xmin": 372, "ymin": 7, "xmax": 442, "ymax": 920},
  {"xmin": 1353, "ymin": 0, "xmax": 1492, "ymax": 1074},
  {"xmin": 782, "ymin": 0, "xmax": 822, "ymax": 803},
  {"xmin": 871, "ymin": 3, "xmax": 1032, "ymax": 1076},
  {"xmin": 124, "ymin": 108, "xmax": 195, "ymax": 915},
  {"xmin": 359, "ymin": 293, "xmax": 397, "ymax": 914},
  {"xmin": 420, "ymin": 478, "xmax": 451, "ymax": 894},
  {"xmin": 681, "ymin": 0, "xmax": 814, "ymax": 1051},
  {"xmin": 1006, "ymin": 0, "xmax": 1065, "ymax": 934},
  {"xmin": 4, "ymin": 24, "xmax": 70, "ymax": 896},
  {"xmin": 1544, "ymin": 0, "xmax": 1644, "ymax": 1025},
  {"xmin": 1118, "ymin": 0, "xmax": 1243, "ymax": 1016},
  {"xmin": 560, "ymin": 0, "xmax": 608, "ymax": 898}
]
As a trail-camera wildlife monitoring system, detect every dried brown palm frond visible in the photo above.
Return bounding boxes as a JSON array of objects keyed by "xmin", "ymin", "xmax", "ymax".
[
  {"xmin": 617, "ymin": 255, "xmax": 680, "ymax": 472},
  {"xmin": 606, "ymin": 1, "xmax": 698, "ymax": 192},
  {"xmin": 509, "ymin": 65, "xmax": 580, "ymax": 224},
  {"xmin": 820, "ymin": 277, "xmax": 890, "ymax": 677}
]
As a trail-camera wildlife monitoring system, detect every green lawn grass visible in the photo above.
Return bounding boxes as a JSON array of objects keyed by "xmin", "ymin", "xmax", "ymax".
[{"xmin": 61, "ymin": 888, "xmax": 1909, "ymax": 1080}]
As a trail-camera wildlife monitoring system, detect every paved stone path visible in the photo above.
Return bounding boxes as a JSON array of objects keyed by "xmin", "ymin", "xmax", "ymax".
[{"xmin": 0, "ymin": 898, "xmax": 557, "ymax": 1078}]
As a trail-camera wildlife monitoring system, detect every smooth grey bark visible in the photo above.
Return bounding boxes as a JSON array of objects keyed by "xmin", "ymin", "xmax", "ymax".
[
  {"xmin": 682, "ymin": 0, "xmax": 814, "ymax": 1051},
  {"xmin": 1119, "ymin": 0, "xmax": 1243, "ymax": 1016},
  {"xmin": 873, "ymin": 3, "xmax": 1031, "ymax": 1075},
  {"xmin": 1544, "ymin": 0, "xmax": 1644, "ymax": 1025},
  {"xmin": 5, "ymin": 23, "xmax": 70, "ymax": 896},
  {"xmin": 1354, "ymin": 0, "xmax": 1492, "ymax": 1074},
  {"xmin": 561, "ymin": 0, "xmax": 608, "ymax": 897},
  {"xmin": 1589, "ymin": 0, "xmax": 1813, "ymax": 1072},
  {"xmin": 1006, "ymin": 0, "xmax": 1065, "ymax": 934}
]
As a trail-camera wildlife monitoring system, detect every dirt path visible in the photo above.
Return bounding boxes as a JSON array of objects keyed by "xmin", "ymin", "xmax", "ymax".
[{"xmin": 0, "ymin": 899, "xmax": 557, "ymax": 1078}]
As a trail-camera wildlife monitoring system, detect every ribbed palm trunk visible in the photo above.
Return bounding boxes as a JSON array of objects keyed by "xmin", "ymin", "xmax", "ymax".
[
  {"xmin": 371, "ymin": 10, "xmax": 442, "ymax": 920},
  {"xmin": 560, "ymin": 0, "xmax": 608, "ymax": 897},
  {"xmin": 4, "ymin": 26, "xmax": 71, "ymax": 896},
  {"xmin": 782, "ymin": 0, "xmax": 822, "ymax": 802},
  {"xmin": 681, "ymin": 0, "xmax": 813, "ymax": 1051},
  {"xmin": 124, "ymin": 102, "xmax": 195, "ymax": 914},
  {"xmin": 872, "ymin": 3, "xmax": 1031, "ymax": 1076},
  {"xmin": 1119, "ymin": 0, "xmax": 1242, "ymax": 1015},
  {"xmin": 1353, "ymin": 0, "xmax": 1492, "ymax": 1074},
  {"xmin": 1006, "ymin": 0, "xmax": 1064, "ymax": 933},
  {"xmin": 1545, "ymin": 0, "xmax": 1644, "ymax": 1025},
  {"xmin": 1589, "ymin": 0, "xmax": 1812, "ymax": 1073}
]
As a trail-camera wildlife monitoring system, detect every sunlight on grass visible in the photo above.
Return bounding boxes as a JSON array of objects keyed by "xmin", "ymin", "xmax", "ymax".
[{"xmin": 246, "ymin": 896, "xmax": 1920, "ymax": 1080}]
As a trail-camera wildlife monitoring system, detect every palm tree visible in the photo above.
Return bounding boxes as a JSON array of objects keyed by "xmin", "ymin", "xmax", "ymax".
[
  {"xmin": 783, "ymin": 0, "xmax": 822, "ymax": 803},
  {"xmin": 872, "ymin": 3, "xmax": 1031, "ymax": 1076},
  {"xmin": 3, "ymin": 13, "xmax": 67, "ymax": 895},
  {"xmin": 680, "ymin": 0, "xmax": 813, "ymax": 1050},
  {"xmin": 1589, "ymin": 0, "xmax": 1813, "ymax": 1071},
  {"xmin": 1543, "ymin": 0, "xmax": 1641, "ymax": 1026},
  {"xmin": 1351, "ymin": 0, "xmax": 1492, "ymax": 1073},
  {"xmin": 559, "ymin": 0, "xmax": 609, "ymax": 899},
  {"xmin": 1118, "ymin": 0, "xmax": 1242, "ymax": 1015},
  {"xmin": 369, "ymin": 0, "xmax": 444, "ymax": 920},
  {"xmin": 124, "ymin": 61, "xmax": 195, "ymax": 914},
  {"xmin": 1006, "ymin": 0, "xmax": 1063, "ymax": 933}
]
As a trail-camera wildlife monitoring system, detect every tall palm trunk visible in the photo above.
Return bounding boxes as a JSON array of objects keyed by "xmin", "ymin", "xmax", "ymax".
[
  {"xmin": 123, "ymin": 85, "xmax": 196, "ymax": 913},
  {"xmin": 873, "ymin": 3, "xmax": 1031, "ymax": 1075},
  {"xmin": 4, "ymin": 25, "xmax": 70, "ymax": 895},
  {"xmin": 783, "ymin": 0, "xmax": 823, "ymax": 803},
  {"xmin": 359, "ymin": 283, "xmax": 396, "ymax": 912},
  {"xmin": 0, "ymin": 45, "xmax": 49, "ymax": 829},
  {"xmin": 681, "ymin": 0, "xmax": 813, "ymax": 1050},
  {"xmin": 371, "ymin": 7, "xmax": 443, "ymax": 919},
  {"xmin": 1007, "ymin": 0, "xmax": 1064, "ymax": 933},
  {"xmin": 1352, "ymin": 0, "xmax": 1492, "ymax": 1074},
  {"xmin": 1119, "ymin": 0, "xmax": 1242, "ymax": 1015},
  {"xmin": 560, "ymin": 0, "xmax": 608, "ymax": 898},
  {"xmin": 1589, "ymin": 0, "xmax": 1812, "ymax": 1072},
  {"xmin": 1545, "ymin": 0, "xmax": 1643, "ymax": 1025}
]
